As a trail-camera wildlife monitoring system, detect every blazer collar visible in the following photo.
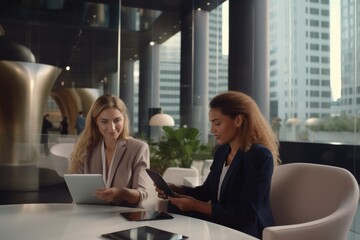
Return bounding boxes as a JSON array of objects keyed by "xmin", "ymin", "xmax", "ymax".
[
  {"xmin": 107, "ymin": 139, "xmax": 127, "ymax": 183},
  {"xmin": 219, "ymin": 147, "xmax": 244, "ymax": 200}
]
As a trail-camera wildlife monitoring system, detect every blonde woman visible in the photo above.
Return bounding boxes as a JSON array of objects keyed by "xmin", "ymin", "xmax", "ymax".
[
  {"xmin": 156, "ymin": 91, "xmax": 280, "ymax": 239},
  {"xmin": 70, "ymin": 94, "xmax": 149, "ymax": 207}
]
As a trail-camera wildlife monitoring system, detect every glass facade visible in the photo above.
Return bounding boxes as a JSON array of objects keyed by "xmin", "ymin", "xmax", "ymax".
[{"xmin": 0, "ymin": 0, "xmax": 359, "ymax": 234}]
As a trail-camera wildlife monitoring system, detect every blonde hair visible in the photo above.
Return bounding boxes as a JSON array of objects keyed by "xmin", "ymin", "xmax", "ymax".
[
  {"xmin": 210, "ymin": 91, "xmax": 281, "ymax": 166},
  {"xmin": 70, "ymin": 94, "xmax": 131, "ymax": 173}
]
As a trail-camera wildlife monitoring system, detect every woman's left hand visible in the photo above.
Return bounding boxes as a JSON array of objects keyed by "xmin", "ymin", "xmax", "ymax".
[{"xmin": 168, "ymin": 195, "xmax": 197, "ymax": 212}]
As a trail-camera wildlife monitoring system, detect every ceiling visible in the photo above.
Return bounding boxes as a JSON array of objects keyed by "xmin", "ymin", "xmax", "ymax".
[{"xmin": 0, "ymin": 0, "xmax": 224, "ymax": 88}]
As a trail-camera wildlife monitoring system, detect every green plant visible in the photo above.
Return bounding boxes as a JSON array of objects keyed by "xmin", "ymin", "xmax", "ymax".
[
  {"xmin": 192, "ymin": 143, "xmax": 215, "ymax": 160},
  {"xmin": 149, "ymin": 144, "xmax": 176, "ymax": 174},
  {"xmin": 163, "ymin": 126, "xmax": 201, "ymax": 168},
  {"xmin": 150, "ymin": 126, "xmax": 210, "ymax": 174}
]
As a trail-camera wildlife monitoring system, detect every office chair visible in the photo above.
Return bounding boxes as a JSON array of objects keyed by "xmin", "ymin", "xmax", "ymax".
[
  {"xmin": 162, "ymin": 167, "xmax": 199, "ymax": 185},
  {"xmin": 263, "ymin": 162, "xmax": 359, "ymax": 240},
  {"xmin": 49, "ymin": 143, "xmax": 74, "ymax": 177}
]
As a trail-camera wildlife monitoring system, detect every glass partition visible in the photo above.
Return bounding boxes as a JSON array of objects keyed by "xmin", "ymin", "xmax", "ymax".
[
  {"xmin": 0, "ymin": 0, "xmax": 229, "ymax": 189},
  {"xmin": 1, "ymin": 2, "xmax": 358, "ymax": 231},
  {"xmin": 0, "ymin": 1, "xmax": 359, "ymax": 236}
]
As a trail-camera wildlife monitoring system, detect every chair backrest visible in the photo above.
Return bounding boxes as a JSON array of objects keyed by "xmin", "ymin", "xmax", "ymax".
[
  {"xmin": 263, "ymin": 162, "xmax": 359, "ymax": 240},
  {"xmin": 162, "ymin": 167, "xmax": 199, "ymax": 185},
  {"xmin": 49, "ymin": 143, "xmax": 74, "ymax": 177},
  {"xmin": 201, "ymin": 159, "xmax": 213, "ymax": 178},
  {"xmin": 50, "ymin": 143, "xmax": 74, "ymax": 159}
]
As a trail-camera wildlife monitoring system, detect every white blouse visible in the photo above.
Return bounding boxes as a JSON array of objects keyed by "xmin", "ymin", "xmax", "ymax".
[
  {"xmin": 101, "ymin": 140, "xmax": 118, "ymax": 188},
  {"xmin": 217, "ymin": 162, "xmax": 230, "ymax": 201}
]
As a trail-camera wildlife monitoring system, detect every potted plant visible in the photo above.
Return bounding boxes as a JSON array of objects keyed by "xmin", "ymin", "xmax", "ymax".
[{"xmin": 150, "ymin": 126, "xmax": 213, "ymax": 175}]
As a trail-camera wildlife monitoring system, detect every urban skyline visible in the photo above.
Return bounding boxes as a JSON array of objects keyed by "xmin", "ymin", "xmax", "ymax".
[
  {"xmin": 269, "ymin": 0, "xmax": 332, "ymax": 121},
  {"xmin": 46, "ymin": 0, "xmax": 354, "ymax": 134}
]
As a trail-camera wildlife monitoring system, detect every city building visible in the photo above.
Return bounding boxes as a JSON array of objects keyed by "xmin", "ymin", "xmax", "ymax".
[
  {"xmin": 340, "ymin": 0, "xmax": 360, "ymax": 116},
  {"xmin": 269, "ymin": 0, "xmax": 332, "ymax": 122},
  {"xmin": 0, "ymin": 2, "xmax": 359, "ymax": 237}
]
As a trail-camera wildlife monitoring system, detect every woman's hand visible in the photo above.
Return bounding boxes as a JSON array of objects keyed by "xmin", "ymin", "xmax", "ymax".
[
  {"xmin": 168, "ymin": 195, "xmax": 197, "ymax": 212},
  {"xmin": 155, "ymin": 186, "xmax": 168, "ymax": 199},
  {"xmin": 95, "ymin": 187, "xmax": 141, "ymax": 205},
  {"xmin": 155, "ymin": 183, "xmax": 172, "ymax": 199},
  {"xmin": 155, "ymin": 183, "xmax": 183, "ymax": 199},
  {"xmin": 94, "ymin": 187, "xmax": 124, "ymax": 203},
  {"xmin": 169, "ymin": 194, "xmax": 212, "ymax": 216}
]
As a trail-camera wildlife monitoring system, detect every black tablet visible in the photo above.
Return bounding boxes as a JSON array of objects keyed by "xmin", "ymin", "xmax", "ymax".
[
  {"xmin": 101, "ymin": 226, "xmax": 188, "ymax": 240},
  {"xmin": 120, "ymin": 210, "xmax": 173, "ymax": 221},
  {"xmin": 146, "ymin": 169, "xmax": 176, "ymax": 197}
]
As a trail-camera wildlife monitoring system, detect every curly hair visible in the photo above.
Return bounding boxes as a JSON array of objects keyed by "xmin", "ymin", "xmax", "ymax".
[
  {"xmin": 210, "ymin": 91, "xmax": 281, "ymax": 166},
  {"xmin": 69, "ymin": 94, "xmax": 131, "ymax": 173}
]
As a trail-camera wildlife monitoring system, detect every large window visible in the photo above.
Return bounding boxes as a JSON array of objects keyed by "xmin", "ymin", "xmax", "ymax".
[
  {"xmin": 269, "ymin": 0, "xmax": 360, "ymax": 146},
  {"xmin": 269, "ymin": 0, "xmax": 359, "ymax": 235}
]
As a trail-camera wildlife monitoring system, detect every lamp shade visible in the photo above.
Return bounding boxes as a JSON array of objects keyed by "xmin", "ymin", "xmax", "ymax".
[
  {"xmin": 286, "ymin": 118, "xmax": 302, "ymax": 126},
  {"xmin": 149, "ymin": 113, "xmax": 175, "ymax": 126},
  {"xmin": 305, "ymin": 118, "xmax": 322, "ymax": 126}
]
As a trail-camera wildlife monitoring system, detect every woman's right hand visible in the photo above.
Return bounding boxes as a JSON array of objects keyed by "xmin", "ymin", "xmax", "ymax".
[
  {"xmin": 155, "ymin": 183, "xmax": 185, "ymax": 199},
  {"xmin": 155, "ymin": 182, "xmax": 176, "ymax": 199}
]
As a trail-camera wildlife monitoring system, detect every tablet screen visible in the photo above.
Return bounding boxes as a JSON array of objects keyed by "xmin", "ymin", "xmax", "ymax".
[
  {"xmin": 101, "ymin": 226, "xmax": 188, "ymax": 240},
  {"xmin": 120, "ymin": 210, "xmax": 173, "ymax": 221}
]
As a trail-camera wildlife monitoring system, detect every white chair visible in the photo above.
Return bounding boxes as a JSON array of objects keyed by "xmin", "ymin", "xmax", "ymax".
[
  {"xmin": 263, "ymin": 163, "xmax": 359, "ymax": 240},
  {"xmin": 201, "ymin": 159, "xmax": 213, "ymax": 178},
  {"xmin": 162, "ymin": 167, "xmax": 199, "ymax": 185},
  {"xmin": 49, "ymin": 143, "xmax": 74, "ymax": 177}
]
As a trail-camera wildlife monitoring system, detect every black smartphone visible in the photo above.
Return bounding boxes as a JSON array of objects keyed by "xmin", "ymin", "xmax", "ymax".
[{"xmin": 146, "ymin": 169, "xmax": 176, "ymax": 197}]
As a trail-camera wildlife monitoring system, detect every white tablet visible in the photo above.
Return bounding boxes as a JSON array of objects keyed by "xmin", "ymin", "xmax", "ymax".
[{"xmin": 63, "ymin": 174, "xmax": 108, "ymax": 205}]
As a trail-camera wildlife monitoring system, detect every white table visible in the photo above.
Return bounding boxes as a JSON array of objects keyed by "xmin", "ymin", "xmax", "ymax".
[{"xmin": 0, "ymin": 203, "xmax": 259, "ymax": 240}]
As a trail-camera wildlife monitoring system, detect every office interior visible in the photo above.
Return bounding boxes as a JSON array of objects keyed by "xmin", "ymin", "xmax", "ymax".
[{"xmin": 0, "ymin": 0, "xmax": 359, "ymax": 239}]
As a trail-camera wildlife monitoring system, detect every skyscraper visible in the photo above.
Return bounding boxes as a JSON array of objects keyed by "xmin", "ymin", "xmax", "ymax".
[
  {"xmin": 340, "ymin": 0, "xmax": 359, "ymax": 116},
  {"xmin": 269, "ymin": 0, "xmax": 332, "ymax": 122}
]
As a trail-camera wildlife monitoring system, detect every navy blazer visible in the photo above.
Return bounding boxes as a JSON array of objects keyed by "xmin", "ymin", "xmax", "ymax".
[{"xmin": 182, "ymin": 143, "xmax": 275, "ymax": 239}]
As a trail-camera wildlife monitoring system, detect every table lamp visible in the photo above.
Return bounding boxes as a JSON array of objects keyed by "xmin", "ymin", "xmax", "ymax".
[{"xmin": 149, "ymin": 113, "xmax": 175, "ymax": 142}]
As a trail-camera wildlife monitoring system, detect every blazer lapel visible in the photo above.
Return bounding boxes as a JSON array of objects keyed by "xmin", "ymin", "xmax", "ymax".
[
  {"xmin": 107, "ymin": 140, "xmax": 127, "ymax": 185},
  {"xmin": 219, "ymin": 149, "xmax": 243, "ymax": 200},
  {"xmin": 89, "ymin": 142, "xmax": 102, "ymax": 173}
]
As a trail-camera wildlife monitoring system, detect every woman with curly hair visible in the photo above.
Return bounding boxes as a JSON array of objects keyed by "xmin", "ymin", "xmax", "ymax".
[{"xmin": 156, "ymin": 91, "xmax": 280, "ymax": 239}]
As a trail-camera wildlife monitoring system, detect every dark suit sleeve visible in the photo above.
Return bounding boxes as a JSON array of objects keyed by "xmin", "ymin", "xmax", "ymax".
[{"xmin": 182, "ymin": 172, "xmax": 212, "ymax": 202}]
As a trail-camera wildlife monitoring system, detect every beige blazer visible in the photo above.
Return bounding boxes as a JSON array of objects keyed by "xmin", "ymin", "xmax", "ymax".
[{"xmin": 76, "ymin": 138, "xmax": 150, "ymax": 207}]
